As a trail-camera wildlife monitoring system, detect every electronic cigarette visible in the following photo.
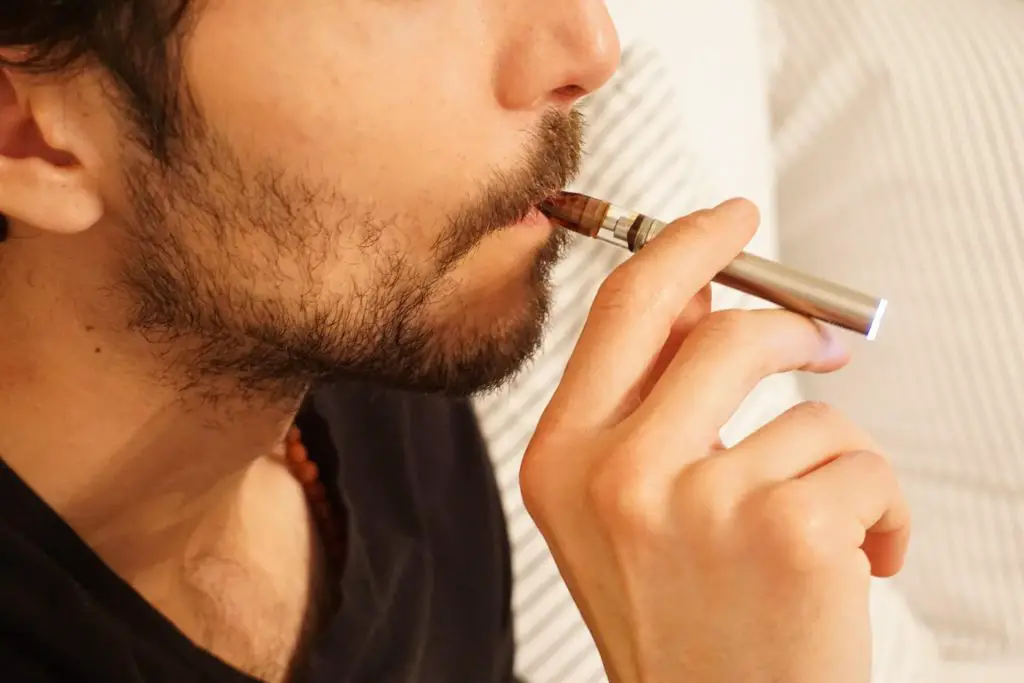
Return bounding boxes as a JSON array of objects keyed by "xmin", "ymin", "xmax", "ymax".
[{"xmin": 540, "ymin": 192, "xmax": 887, "ymax": 339}]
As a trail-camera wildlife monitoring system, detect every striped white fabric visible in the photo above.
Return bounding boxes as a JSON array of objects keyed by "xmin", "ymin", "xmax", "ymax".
[
  {"xmin": 763, "ymin": 0, "xmax": 1024, "ymax": 669},
  {"xmin": 475, "ymin": 1, "xmax": 1024, "ymax": 681}
]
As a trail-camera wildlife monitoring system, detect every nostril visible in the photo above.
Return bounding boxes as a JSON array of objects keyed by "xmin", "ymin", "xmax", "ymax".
[
  {"xmin": 555, "ymin": 85, "xmax": 586, "ymax": 98},
  {"xmin": 552, "ymin": 84, "xmax": 588, "ymax": 105}
]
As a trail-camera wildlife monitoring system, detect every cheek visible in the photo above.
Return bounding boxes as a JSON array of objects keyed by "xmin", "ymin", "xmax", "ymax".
[{"xmin": 182, "ymin": 0, "xmax": 507, "ymax": 231}]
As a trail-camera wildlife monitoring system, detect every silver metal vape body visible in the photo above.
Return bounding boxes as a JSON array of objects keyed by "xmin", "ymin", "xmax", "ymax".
[{"xmin": 592, "ymin": 204, "xmax": 888, "ymax": 340}]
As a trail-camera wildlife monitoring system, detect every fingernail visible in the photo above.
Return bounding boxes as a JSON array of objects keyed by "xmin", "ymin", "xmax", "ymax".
[{"xmin": 815, "ymin": 324, "xmax": 848, "ymax": 362}]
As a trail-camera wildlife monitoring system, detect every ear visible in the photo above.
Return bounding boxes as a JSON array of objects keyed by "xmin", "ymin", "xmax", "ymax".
[{"xmin": 0, "ymin": 63, "xmax": 104, "ymax": 237}]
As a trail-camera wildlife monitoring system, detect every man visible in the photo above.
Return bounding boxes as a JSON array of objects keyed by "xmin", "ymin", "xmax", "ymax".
[{"xmin": 0, "ymin": 2, "xmax": 910, "ymax": 682}]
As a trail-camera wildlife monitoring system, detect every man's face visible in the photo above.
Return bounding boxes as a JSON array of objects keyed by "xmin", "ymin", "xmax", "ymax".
[{"xmin": 92, "ymin": 0, "xmax": 620, "ymax": 397}]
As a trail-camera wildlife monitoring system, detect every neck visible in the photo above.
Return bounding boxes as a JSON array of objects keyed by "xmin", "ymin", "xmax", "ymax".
[{"xmin": 0, "ymin": 246, "xmax": 305, "ymax": 579}]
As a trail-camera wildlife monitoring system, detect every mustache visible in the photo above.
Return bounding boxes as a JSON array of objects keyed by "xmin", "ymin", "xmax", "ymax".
[{"xmin": 432, "ymin": 109, "xmax": 585, "ymax": 268}]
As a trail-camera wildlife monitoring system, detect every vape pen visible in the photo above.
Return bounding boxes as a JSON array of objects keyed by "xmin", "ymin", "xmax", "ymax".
[{"xmin": 540, "ymin": 192, "xmax": 887, "ymax": 340}]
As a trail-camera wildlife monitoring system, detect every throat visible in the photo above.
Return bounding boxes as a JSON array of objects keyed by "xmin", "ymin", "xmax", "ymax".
[{"xmin": 136, "ymin": 456, "xmax": 329, "ymax": 683}]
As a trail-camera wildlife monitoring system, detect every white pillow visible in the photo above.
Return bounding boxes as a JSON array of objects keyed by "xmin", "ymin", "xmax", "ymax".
[{"xmin": 765, "ymin": 0, "xmax": 1024, "ymax": 668}]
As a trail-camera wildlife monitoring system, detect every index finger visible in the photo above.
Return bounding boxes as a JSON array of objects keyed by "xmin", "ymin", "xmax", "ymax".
[{"xmin": 541, "ymin": 198, "xmax": 759, "ymax": 433}]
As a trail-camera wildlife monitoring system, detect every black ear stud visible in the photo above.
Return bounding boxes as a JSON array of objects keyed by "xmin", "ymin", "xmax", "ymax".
[{"xmin": 0, "ymin": 213, "xmax": 7, "ymax": 243}]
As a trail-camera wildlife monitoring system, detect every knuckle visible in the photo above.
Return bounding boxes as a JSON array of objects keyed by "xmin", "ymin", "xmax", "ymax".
[
  {"xmin": 683, "ymin": 200, "xmax": 759, "ymax": 248},
  {"xmin": 685, "ymin": 209, "xmax": 720, "ymax": 240},
  {"xmin": 691, "ymin": 311, "xmax": 763, "ymax": 371},
  {"xmin": 518, "ymin": 449, "xmax": 552, "ymax": 519},
  {"xmin": 597, "ymin": 263, "xmax": 689, "ymax": 321},
  {"xmin": 747, "ymin": 482, "xmax": 834, "ymax": 572},
  {"xmin": 586, "ymin": 458, "xmax": 663, "ymax": 538},
  {"xmin": 694, "ymin": 309, "xmax": 751, "ymax": 344},
  {"xmin": 788, "ymin": 400, "xmax": 839, "ymax": 424},
  {"xmin": 674, "ymin": 457, "xmax": 742, "ymax": 531},
  {"xmin": 781, "ymin": 402, "xmax": 882, "ymax": 456},
  {"xmin": 785, "ymin": 400, "xmax": 850, "ymax": 436},
  {"xmin": 519, "ymin": 435, "xmax": 567, "ymax": 521},
  {"xmin": 843, "ymin": 450, "xmax": 893, "ymax": 481},
  {"xmin": 594, "ymin": 266, "xmax": 651, "ymax": 315}
]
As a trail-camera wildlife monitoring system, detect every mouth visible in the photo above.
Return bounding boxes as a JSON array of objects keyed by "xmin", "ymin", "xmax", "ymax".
[
  {"xmin": 511, "ymin": 187, "xmax": 567, "ymax": 230},
  {"xmin": 519, "ymin": 204, "xmax": 552, "ymax": 229}
]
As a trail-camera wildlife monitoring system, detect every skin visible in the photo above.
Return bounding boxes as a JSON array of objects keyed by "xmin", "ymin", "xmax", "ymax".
[
  {"xmin": 0, "ymin": 0, "xmax": 618, "ymax": 677},
  {"xmin": 0, "ymin": 2, "xmax": 913, "ymax": 681},
  {"xmin": 522, "ymin": 201, "xmax": 911, "ymax": 683}
]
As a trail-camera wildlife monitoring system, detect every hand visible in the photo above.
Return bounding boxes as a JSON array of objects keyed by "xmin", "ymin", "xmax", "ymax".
[{"xmin": 521, "ymin": 199, "xmax": 910, "ymax": 683}]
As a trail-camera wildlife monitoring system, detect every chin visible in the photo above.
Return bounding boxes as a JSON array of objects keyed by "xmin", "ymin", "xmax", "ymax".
[
  {"xmin": 414, "ymin": 230, "xmax": 568, "ymax": 393},
  {"xmin": 415, "ymin": 284, "xmax": 554, "ymax": 397},
  {"xmin": 350, "ymin": 254, "xmax": 558, "ymax": 399},
  {"xmin": 317, "ymin": 311, "xmax": 549, "ymax": 399}
]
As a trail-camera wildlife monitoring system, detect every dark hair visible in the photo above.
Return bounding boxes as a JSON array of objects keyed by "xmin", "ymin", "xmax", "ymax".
[{"xmin": 0, "ymin": 0, "xmax": 196, "ymax": 162}]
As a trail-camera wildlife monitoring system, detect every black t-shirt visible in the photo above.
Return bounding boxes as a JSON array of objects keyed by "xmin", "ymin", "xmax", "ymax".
[{"xmin": 0, "ymin": 381, "xmax": 517, "ymax": 682}]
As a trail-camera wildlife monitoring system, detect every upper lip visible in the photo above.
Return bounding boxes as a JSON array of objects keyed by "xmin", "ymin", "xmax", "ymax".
[{"xmin": 530, "ymin": 190, "xmax": 563, "ymax": 218}]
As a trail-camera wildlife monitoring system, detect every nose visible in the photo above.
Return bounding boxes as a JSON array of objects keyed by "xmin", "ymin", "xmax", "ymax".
[{"xmin": 494, "ymin": 0, "xmax": 621, "ymax": 112}]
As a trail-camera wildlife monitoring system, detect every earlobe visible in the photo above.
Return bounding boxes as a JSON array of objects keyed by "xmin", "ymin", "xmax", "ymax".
[
  {"xmin": 0, "ymin": 68, "xmax": 105, "ymax": 237},
  {"xmin": 0, "ymin": 155, "xmax": 104, "ymax": 235}
]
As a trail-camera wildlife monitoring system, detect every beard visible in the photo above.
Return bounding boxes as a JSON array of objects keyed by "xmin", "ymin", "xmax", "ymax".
[{"xmin": 114, "ymin": 110, "xmax": 583, "ymax": 403}]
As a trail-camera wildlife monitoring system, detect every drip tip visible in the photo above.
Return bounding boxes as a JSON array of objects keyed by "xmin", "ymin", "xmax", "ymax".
[{"xmin": 539, "ymin": 192, "xmax": 609, "ymax": 238}]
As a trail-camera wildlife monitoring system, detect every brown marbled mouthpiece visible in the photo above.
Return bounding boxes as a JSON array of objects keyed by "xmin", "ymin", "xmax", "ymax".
[{"xmin": 538, "ymin": 191, "xmax": 612, "ymax": 238}]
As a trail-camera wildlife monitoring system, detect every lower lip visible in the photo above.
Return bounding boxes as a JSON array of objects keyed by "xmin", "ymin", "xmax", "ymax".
[{"xmin": 518, "ymin": 206, "xmax": 553, "ymax": 231}]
